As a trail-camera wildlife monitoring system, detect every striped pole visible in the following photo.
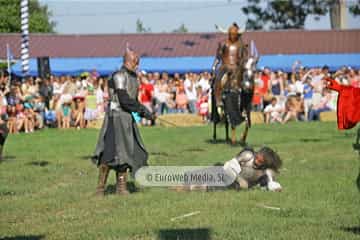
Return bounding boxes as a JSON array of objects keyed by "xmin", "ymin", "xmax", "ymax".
[{"xmin": 20, "ymin": 0, "xmax": 30, "ymax": 77}]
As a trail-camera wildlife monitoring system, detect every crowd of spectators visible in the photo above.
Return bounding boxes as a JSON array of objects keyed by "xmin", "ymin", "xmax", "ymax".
[{"xmin": 0, "ymin": 61, "xmax": 359, "ymax": 134}]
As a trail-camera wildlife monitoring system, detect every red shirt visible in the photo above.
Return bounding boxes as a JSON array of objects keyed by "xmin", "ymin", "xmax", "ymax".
[
  {"xmin": 259, "ymin": 73, "xmax": 270, "ymax": 95},
  {"xmin": 139, "ymin": 83, "xmax": 154, "ymax": 103}
]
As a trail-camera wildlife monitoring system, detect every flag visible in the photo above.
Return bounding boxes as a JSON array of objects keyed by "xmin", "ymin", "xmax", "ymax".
[
  {"xmin": 250, "ymin": 40, "xmax": 259, "ymax": 58},
  {"xmin": 325, "ymin": 78, "xmax": 360, "ymax": 130},
  {"xmin": 6, "ymin": 44, "xmax": 14, "ymax": 74}
]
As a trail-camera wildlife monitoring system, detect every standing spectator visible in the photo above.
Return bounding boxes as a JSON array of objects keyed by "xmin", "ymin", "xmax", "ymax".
[
  {"xmin": 197, "ymin": 91, "xmax": 209, "ymax": 122},
  {"xmin": 176, "ymin": 85, "xmax": 188, "ymax": 113},
  {"xmin": 302, "ymin": 77, "xmax": 314, "ymax": 121},
  {"xmin": 252, "ymin": 76, "xmax": 263, "ymax": 111},
  {"xmin": 349, "ymin": 69, "xmax": 360, "ymax": 88},
  {"xmin": 259, "ymin": 67, "xmax": 271, "ymax": 108},
  {"xmin": 61, "ymin": 102, "xmax": 71, "ymax": 129},
  {"xmin": 139, "ymin": 75, "xmax": 154, "ymax": 125},
  {"xmin": 184, "ymin": 73, "xmax": 198, "ymax": 113},
  {"xmin": 153, "ymin": 76, "xmax": 168, "ymax": 115},
  {"xmin": 39, "ymin": 78, "xmax": 53, "ymax": 110},
  {"xmin": 95, "ymin": 78, "xmax": 106, "ymax": 115},
  {"xmin": 269, "ymin": 70, "xmax": 284, "ymax": 97},
  {"xmin": 197, "ymin": 72, "xmax": 211, "ymax": 94}
]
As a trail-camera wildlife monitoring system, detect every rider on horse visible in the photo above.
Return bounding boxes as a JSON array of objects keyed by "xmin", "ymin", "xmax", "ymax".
[{"xmin": 211, "ymin": 23, "xmax": 252, "ymax": 144}]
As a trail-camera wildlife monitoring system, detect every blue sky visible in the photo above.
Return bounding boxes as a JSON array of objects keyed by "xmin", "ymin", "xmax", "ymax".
[{"xmin": 39, "ymin": 0, "xmax": 360, "ymax": 34}]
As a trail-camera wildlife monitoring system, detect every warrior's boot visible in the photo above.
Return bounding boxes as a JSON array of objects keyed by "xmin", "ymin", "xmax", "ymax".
[
  {"xmin": 95, "ymin": 164, "xmax": 110, "ymax": 196},
  {"xmin": 116, "ymin": 171, "xmax": 130, "ymax": 195}
]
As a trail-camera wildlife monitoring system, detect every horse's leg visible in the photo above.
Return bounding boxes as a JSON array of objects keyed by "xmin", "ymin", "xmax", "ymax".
[
  {"xmin": 240, "ymin": 124, "xmax": 249, "ymax": 144},
  {"xmin": 213, "ymin": 121, "xmax": 217, "ymax": 142},
  {"xmin": 231, "ymin": 127, "xmax": 236, "ymax": 145},
  {"xmin": 225, "ymin": 119, "xmax": 229, "ymax": 142},
  {"xmin": 240, "ymin": 110, "xmax": 251, "ymax": 144}
]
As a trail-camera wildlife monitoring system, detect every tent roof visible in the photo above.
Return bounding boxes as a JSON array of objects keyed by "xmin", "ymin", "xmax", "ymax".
[
  {"xmin": 10, "ymin": 53, "xmax": 360, "ymax": 77},
  {"xmin": 1, "ymin": 29, "xmax": 359, "ymax": 59}
]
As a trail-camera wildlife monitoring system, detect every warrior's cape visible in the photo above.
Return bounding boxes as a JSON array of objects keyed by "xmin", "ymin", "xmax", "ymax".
[{"xmin": 326, "ymin": 78, "xmax": 360, "ymax": 130}]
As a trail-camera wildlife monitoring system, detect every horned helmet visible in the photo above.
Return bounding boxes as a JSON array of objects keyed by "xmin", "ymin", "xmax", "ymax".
[{"xmin": 124, "ymin": 43, "xmax": 140, "ymax": 72}]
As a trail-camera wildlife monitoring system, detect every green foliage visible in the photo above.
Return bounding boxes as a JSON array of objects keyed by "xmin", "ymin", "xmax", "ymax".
[
  {"xmin": 0, "ymin": 122, "xmax": 360, "ymax": 239},
  {"xmin": 0, "ymin": 0, "xmax": 56, "ymax": 33},
  {"xmin": 242, "ymin": 0, "xmax": 335, "ymax": 30},
  {"xmin": 0, "ymin": 62, "xmax": 9, "ymax": 71},
  {"xmin": 172, "ymin": 23, "xmax": 189, "ymax": 33},
  {"xmin": 349, "ymin": 0, "xmax": 360, "ymax": 16},
  {"xmin": 136, "ymin": 18, "xmax": 151, "ymax": 33}
]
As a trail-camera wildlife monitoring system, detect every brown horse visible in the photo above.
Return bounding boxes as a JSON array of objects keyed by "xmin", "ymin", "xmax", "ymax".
[{"xmin": 211, "ymin": 57, "xmax": 257, "ymax": 144}]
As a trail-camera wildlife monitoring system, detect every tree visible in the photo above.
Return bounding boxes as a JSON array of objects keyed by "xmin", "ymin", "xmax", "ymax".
[
  {"xmin": 349, "ymin": 0, "xmax": 360, "ymax": 15},
  {"xmin": 242, "ymin": 0, "xmax": 330, "ymax": 30},
  {"xmin": 242, "ymin": 0, "xmax": 359, "ymax": 30},
  {"xmin": 0, "ymin": 0, "xmax": 56, "ymax": 33},
  {"xmin": 172, "ymin": 23, "xmax": 189, "ymax": 33},
  {"xmin": 136, "ymin": 19, "xmax": 151, "ymax": 33}
]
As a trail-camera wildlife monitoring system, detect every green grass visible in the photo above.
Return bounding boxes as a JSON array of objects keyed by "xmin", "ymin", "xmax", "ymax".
[{"xmin": 0, "ymin": 122, "xmax": 359, "ymax": 240}]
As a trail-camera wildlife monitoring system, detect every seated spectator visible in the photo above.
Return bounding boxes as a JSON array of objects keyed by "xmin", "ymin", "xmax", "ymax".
[
  {"xmin": 72, "ymin": 97, "xmax": 85, "ymax": 129},
  {"xmin": 45, "ymin": 109, "xmax": 57, "ymax": 128},
  {"xmin": 264, "ymin": 97, "xmax": 284, "ymax": 124},
  {"xmin": 7, "ymin": 105, "xmax": 17, "ymax": 133},
  {"xmin": 308, "ymin": 89, "xmax": 332, "ymax": 121},
  {"xmin": 283, "ymin": 94, "xmax": 304, "ymax": 124},
  {"xmin": 32, "ymin": 95, "xmax": 45, "ymax": 129},
  {"xmin": 165, "ymin": 92, "xmax": 177, "ymax": 114}
]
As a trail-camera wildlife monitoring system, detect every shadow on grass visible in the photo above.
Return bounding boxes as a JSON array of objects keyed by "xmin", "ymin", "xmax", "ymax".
[
  {"xmin": 0, "ymin": 191, "xmax": 16, "ymax": 197},
  {"xmin": 0, "ymin": 235, "xmax": 45, "ymax": 240},
  {"xmin": 80, "ymin": 155, "xmax": 93, "ymax": 160},
  {"xmin": 105, "ymin": 182, "xmax": 139, "ymax": 195},
  {"xmin": 340, "ymin": 226, "xmax": 360, "ymax": 235},
  {"xmin": 158, "ymin": 228, "xmax": 211, "ymax": 240},
  {"xmin": 2, "ymin": 155, "xmax": 16, "ymax": 160},
  {"xmin": 184, "ymin": 147, "xmax": 206, "ymax": 152},
  {"xmin": 299, "ymin": 138, "xmax": 325, "ymax": 143},
  {"xmin": 205, "ymin": 139, "xmax": 229, "ymax": 145},
  {"xmin": 150, "ymin": 152, "xmax": 178, "ymax": 157},
  {"xmin": 26, "ymin": 161, "xmax": 49, "ymax": 167}
]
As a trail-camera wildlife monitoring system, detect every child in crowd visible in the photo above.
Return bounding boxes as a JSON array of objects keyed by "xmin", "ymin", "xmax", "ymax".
[
  {"xmin": 197, "ymin": 93, "xmax": 209, "ymax": 122},
  {"xmin": 175, "ymin": 85, "xmax": 188, "ymax": 113},
  {"xmin": 62, "ymin": 102, "xmax": 71, "ymax": 129}
]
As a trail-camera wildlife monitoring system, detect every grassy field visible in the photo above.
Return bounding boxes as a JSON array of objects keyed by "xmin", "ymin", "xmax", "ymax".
[{"xmin": 0, "ymin": 122, "xmax": 359, "ymax": 240}]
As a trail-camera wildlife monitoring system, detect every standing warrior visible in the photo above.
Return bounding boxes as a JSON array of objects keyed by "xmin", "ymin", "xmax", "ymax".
[
  {"xmin": 92, "ymin": 47, "xmax": 154, "ymax": 196},
  {"xmin": 212, "ymin": 23, "xmax": 251, "ymax": 144}
]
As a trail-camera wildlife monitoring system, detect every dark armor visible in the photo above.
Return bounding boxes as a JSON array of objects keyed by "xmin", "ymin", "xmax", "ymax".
[{"xmin": 92, "ymin": 57, "xmax": 153, "ymax": 195}]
